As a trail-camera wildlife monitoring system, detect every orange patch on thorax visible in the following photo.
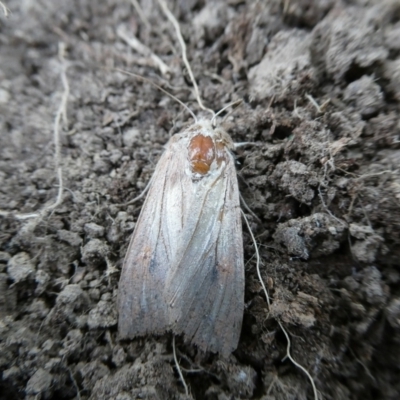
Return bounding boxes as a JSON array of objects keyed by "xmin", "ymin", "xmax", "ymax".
[{"xmin": 188, "ymin": 134, "xmax": 215, "ymax": 175}]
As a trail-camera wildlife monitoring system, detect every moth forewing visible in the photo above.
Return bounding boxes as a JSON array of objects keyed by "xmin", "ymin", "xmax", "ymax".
[
  {"xmin": 118, "ymin": 120, "xmax": 244, "ymax": 357},
  {"xmin": 166, "ymin": 147, "xmax": 244, "ymax": 357},
  {"xmin": 118, "ymin": 135, "xmax": 191, "ymax": 338}
]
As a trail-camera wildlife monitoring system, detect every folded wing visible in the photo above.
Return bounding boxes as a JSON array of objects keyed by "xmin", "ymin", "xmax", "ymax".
[
  {"xmin": 118, "ymin": 135, "xmax": 192, "ymax": 338},
  {"xmin": 166, "ymin": 151, "xmax": 244, "ymax": 357},
  {"xmin": 118, "ymin": 134, "xmax": 244, "ymax": 357}
]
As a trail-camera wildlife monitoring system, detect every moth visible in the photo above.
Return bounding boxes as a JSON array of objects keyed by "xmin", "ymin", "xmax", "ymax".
[{"xmin": 118, "ymin": 117, "xmax": 244, "ymax": 357}]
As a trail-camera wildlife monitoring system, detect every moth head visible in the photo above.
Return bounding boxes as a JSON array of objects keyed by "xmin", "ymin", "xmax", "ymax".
[{"xmin": 187, "ymin": 119, "xmax": 234, "ymax": 177}]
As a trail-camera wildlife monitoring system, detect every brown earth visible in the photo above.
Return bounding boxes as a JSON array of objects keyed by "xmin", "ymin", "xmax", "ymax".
[{"xmin": 1, "ymin": 0, "xmax": 400, "ymax": 399}]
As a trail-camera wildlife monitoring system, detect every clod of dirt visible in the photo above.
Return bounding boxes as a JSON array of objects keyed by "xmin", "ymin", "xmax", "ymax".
[
  {"xmin": 193, "ymin": 1, "xmax": 227, "ymax": 42},
  {"xmin": 57, "ymin": 229, "xmax": 83, "ymax": 247},
  {"xmin": 269, "ymin": 160, "xmax": 318, "ymax": 205},
  {"xmin": 41, "ymin": 339, "xmax": 59, "ymax": 358},
  {"xmin": 349, "ymin": 223, "xmax": 384, "ymax": 263},
  {"xmin": 25, "ymin": 368, "xmax": 53, "ymax": 398},
  {"xmin": 45, "ymin": 284, "xmax": 90, "ymax": 327},
  {"xmin": 81, "ymin": 239, "xmax": 109, "ymax": 267},
  {"xmin": 262, "ymin": 371, "xmax": 310, "ymax": 400},
  {"xmin": 386, "ymin": 298, "xmax": 400, "ymax": 329},
  {"xmin": 273, "ymin": 224, "xmax": 309, "ymax": 259},
  {"xmin": 384, "ymin": 21, "xmax": 400, "ymax": 52},
  {"xmin": 112, "ymin": 345, "xmax": 127, "ymax": 368},
  {"xmin": 343, "ymin": 75, "xmax": 384, "ymax": 118},
  {"xmin": 217, "ymin": 362, "xmax": 257, "ymax": 398},
  {"xmin": 0, "ymin": 251, "xmax": 11, "ymax": 265},
  {"xmin": 93, "ymin": 152, "xmax": 112, "ymax": 174},
  {"xmin": 106, "ymin": 211, "xmax": 135, "ymax": 244},
  {"xmin": 383, "ymin": 59, "xmax": 400, "ymax": 101},
  {"xmin": 249, "ymin": 29, "xmax": 315, "ymax": 101},
  {"xmin": 282, "ymin": 0, "xmax": 335, "ymax": 28},
  {"xmin": 30, "ymin": 168, "xmax": 55, "ymax": 190},
  {"xmin": 270, "ymin": 287, "xmax": 317, "ymax": 328},
  {"xmin": 245, "ymin": 27, "xmax": 267, "ymax": 67},
  {"xmin": 78, "ymin": 360, "xmax": 110, "ymax": 392},
  {"xmin": 328, "ymin": 111, "xmax": 365, "ymax": 143},
  {"xmin": 122, "ymin": 128, "xmax": 140, "ymax": 148},
  {"xmin": 2, "ymin": 366, "xmax": 20, "ymax": 381},
  {"xmin": 0, "ymin": 273, "xmax": 17, "ymax": 317},
  {"xmin": 7, "ymin": 252, "xmax": 35, "ymax": 284},
  {"xmin": 362, "ymin": 112, "xmax": 398, "ymax": 147},
  {"xmin": 84, "ymin": 222, "xmax": 105, "ymax": 238},
  {"xmin": 89, "ymin": 343, "xmax": 180, "ymax": 400},
  {"xmin": 360, "ymin": 266, "xmax": 388, "ymax": 307},
  {"xmin": 287, "ymin": 121, "xmax": 342, "ymax": 164},
  {"xmin": 35, "ymin": 269, "xmax": 50, "ymax": 296},
  {"xmin": 274, "ymin": 212, "xmax": 346, "ymax": 259},
  {"xmin": 310, "ymin": 6, "xmax": 388, "ymax": 81},
  {"xmin": 88, "ymin": 295, "xmax": 118, "ymax": 330},
  {"xmin": 59, "ymin": 329, "xmax": 83, "ymax": 359},
  {"xmin": 27, "ymin": 299, "xmax": 50, "ymax": 320}
]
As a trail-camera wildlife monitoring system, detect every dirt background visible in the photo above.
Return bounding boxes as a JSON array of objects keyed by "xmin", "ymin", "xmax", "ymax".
[{"xmin": 1, "ymin": 0, "xmax": 400, "ymax": 399}]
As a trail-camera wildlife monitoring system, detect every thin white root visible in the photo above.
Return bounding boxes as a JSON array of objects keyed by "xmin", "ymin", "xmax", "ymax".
[
  {"xmin": 104, "ymin": 257, "xmax": 119, "ymax": 286},
  {"xmin": 0, "ymin": 43, "xmax": 68, "ymax": 221},
  {"xmin": 241, "ymin": 210, "xmax": 271, "ymax": 308},
  {"xmin": 48, "ymin": 167, "xmax": 64, "ymax": 212},
  {"xmin": 306, "ymin": 94, "xmax": 330, "ymax": 114},
  {"xmin": 116, "ymin": 26, "xmax": 170, "ymax": 76},
  {"xmin": 355, "ymin": 169, "xmax": 398, "ymax": 180},
  {"xmin": 278, "ymin": 320, "xmax": 319, "ymax": 400},
  {"xmin": 40, "ymin": 43, "xmax": 68, "ymax": 216},
  {"xmin": 55, "ymin": 43, "xmax": 69, "ymax": 167},
  {"xmin": 293, "ymin": 99, "xmax": 302, "ymax": 119},
  {"xmin": 0, "ymin": 210, "xmax": 38, "ymax": 220},
  {"xmin": 0, "ymin": 1, "xmax": 9, "ymax": 17},
  {"xmin": 317, "ymin": 185, "xmax": 344, "ymax": 225},
  {"xmin": 172, "ymin": 336, "xmax": 189, "ymax": 396},
  {"xmin": 68, "ymin": 368, "xmax": 82, "ymax": 400},
  {"xmin": 283, "ymin": 0, "xmax": 291, "ymax": 15},
  {"xmin": 157, "ymin": 0, "xmax": 214, "ymax": 117},
  {"xmin": 306, "ymin": 94, "xmax": 322, "ymax": 113},
  {"xmin": 240, "ymin": 194, "xmax": 261, "ymax": 223},
  {"xmin": 234, "ymin": 142, "xmax": 258, "ymax": 149},
  {"xmin": 241, "ymin": 210, "xmax": 319, "ymax": 400}
]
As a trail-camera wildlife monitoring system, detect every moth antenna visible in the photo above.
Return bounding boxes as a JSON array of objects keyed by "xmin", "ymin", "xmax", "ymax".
[
  {"xmin": 130, "ymin": 0, "xmax": 151, "ymax": 31},
  {"xmin": 211, "ymin": 99, "xmax": 243, "ymax": 127},
  {"xmin": 114, "ymin": 68, "xmax": 197, "ymax": 122},
  {"xmin": 157, "ymin": 0, "xmax": 215, "ymax": 118},
  {"xmin": 172, "ymin": 336, "xmax": 189, "ymax": 396},
  {"xmin": 241, "ymin": 210, "xmax": 319, "ymax": 400}
]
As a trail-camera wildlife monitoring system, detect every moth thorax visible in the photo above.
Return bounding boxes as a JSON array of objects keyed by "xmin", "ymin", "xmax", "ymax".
[{"xmin": 188, "ymin": 134, "xmax": 225, "ymax": 175}]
